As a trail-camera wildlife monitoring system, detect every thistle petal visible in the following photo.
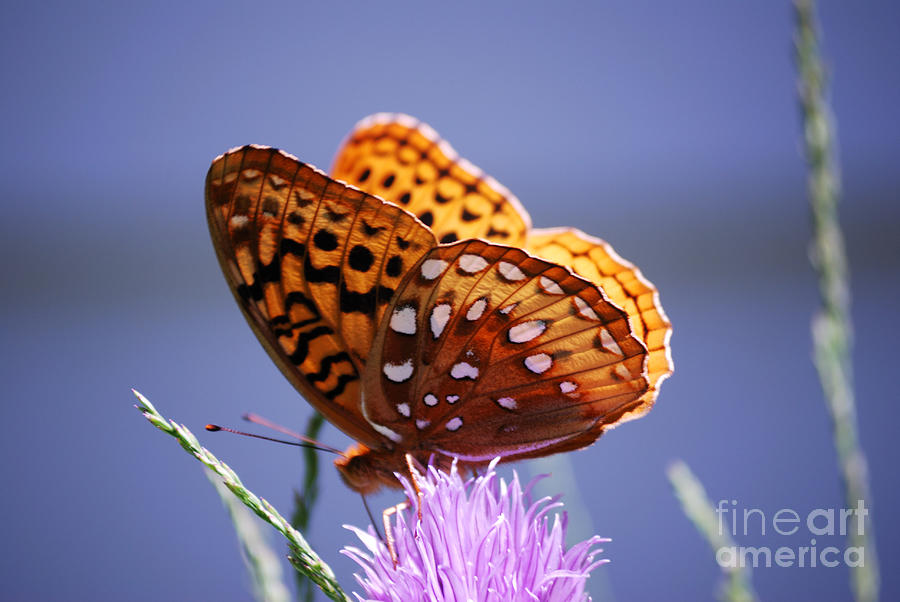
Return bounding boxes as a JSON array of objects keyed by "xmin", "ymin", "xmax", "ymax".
[{"xmin": 342, "ymin": 459, "xmax": 609, "ymax": 602}]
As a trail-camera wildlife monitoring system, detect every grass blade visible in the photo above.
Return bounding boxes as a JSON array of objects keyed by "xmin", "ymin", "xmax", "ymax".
[
  {"xmin": 793, "ymin": 3, "xmax": 879, "ymax": 600},
  {"xmin": 133, "ymin": 389, "xmax": 350, "ymax": 602}
]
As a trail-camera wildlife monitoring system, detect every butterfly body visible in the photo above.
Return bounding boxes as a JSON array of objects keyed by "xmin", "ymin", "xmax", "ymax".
[{"xmin": 206, "ymin": 115, "xmax": 672, "ymax": 494}]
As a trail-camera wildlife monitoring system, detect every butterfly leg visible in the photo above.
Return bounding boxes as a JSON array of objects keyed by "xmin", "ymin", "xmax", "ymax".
[
  {"xmin": 404, "ymin": 453, "xmax": 425, "ymax": 524},
  {"xmin": 382, "ymin": 500, "xmax": 409, "ymax": 568},
  {"xmin": 381, "ymin": 454, "xmax": 427, "ymax": 567}
]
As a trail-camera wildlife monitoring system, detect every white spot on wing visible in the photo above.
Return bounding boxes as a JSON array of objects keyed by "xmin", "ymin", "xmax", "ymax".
[
  {"xmin": 615, "ymin": 364, "xmax": 632, "ymax": 380},
  {"xmin": 430, "ymin": 303, "xmax": 452, "ymax": 339},
  {"xmin": 396, "ymin": 403, "xmax": 411, "ymax": 417},
  {"xmin": 416, "ymin": 419, "xmax": 430, "ymax": 430},
  {"xmin": 574, "ymin": 297, "xmax": 600, "ymax": 321},
  {"xmin": 229, "ymin": 215, "xmax": 249, "ymax": 228},
  {"xmin": 437, "ymin": 140, "xmax": 458, "ymax": 161},
  {"xmin": 496, "ymin": 397, "xmax": 517, "ymax": 410},
  {"xmin": 360, "ymin": 392, "xmax": 403, "ymax": 443},
  {"xmin": 524, "ymin": 353, "xmax": 552, "ymax": 374},
  {"xmin": 242, "ymin": 169, "xmax": 262, "ymax": 180},
  {"xmin": 373, "ymin": 424, "xmax": 402, "ymax": 442},
  {"xmin": 466, "ymin": 297, "xmax": 487, "ymax": 321},
  {"xmin": 421, "ymin": 259, "xmax": 448, "ymax": 280},
  {"xmin": 560, "ymin": 381, "xmax": 577, "ymax": 393},
  {"xmin": 268, "ymin": 174, "xmax": 286, "ymax": 188},
  {"xmin": 383, "ymin": 359, "xmax": 414, "ymax": 382},
  {"xmin": 458, "ymin": 254, "xmax": 488, "ymax": 273},
  {"xmin": 450, "ymin": 362, "xmax": 479, "ymax": 380},
  {"xmin": 395, "ymin": 113, "xmax": 419, "ymax": 129},
  {"xmin": 457, "ymin": 157, "xmax": 483, "ymax": 178},
  {"xmin": 445, "ymin": 417, "xmax": 463, "ymax": 431},
  {"xmin": 508, "ymin": 320, "xmax": 547, "ymax": 344},
  {"xmin": 418, "ymin": 122, "xmax": 439, "ymax": 142},
  {"xmin": 498, "ymin": 261, "xmax": 526, "ymax": 281},
  {"xmin": 423, "ymin": 393, "xmax": 438, "ymax": 406},
  {"xmin": 389, "ymin": 305, "xmax": 417, "ymax": 335},
  {"xmin": 599, "ymin": 329, "xmax": 623, "ymax": 356},
  {"xmin": 484, "ymin": 176, "xmax": 509, "ymax": 197},
  {"xmin": 446, "ymin": 394, "xmax": 459, "ymax": 404},
  {"xmin": 499, "ymin": 303, "xmax": 517, "ymax": 315},
  {"xmin": 539, "ymin": 276, "xmax": 564, "ymax": 295}
]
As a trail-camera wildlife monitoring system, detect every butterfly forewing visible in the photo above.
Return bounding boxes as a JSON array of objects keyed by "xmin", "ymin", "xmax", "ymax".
[
  {"xmin": 332, "ymin": 113, "xmax": 531, "ymax": 247},
  {"xmin": 206, "ymin": 145, "xmax": 436, "ymax": 448},
  {"xmin": 361, "ymin": 239, "xmax": 650, "ymax": 461},
  {"xmin": 526, "ymin": 227, "xmax": 673, "ymax": 421}
]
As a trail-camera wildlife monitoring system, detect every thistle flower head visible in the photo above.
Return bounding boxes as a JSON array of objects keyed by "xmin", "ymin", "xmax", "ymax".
[{"xmin": 343, "ymin": 458, "xmax": 608, "ymax": 602}]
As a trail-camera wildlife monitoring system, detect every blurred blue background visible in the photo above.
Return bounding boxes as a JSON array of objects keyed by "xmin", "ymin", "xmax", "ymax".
[{"xmin": 2, "ymin": 2, "xmax": 897, "ymax": 600}]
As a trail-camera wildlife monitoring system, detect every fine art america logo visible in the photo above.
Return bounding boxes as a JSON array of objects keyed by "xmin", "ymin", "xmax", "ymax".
[{"xmin": 715, "ymin": 500, "xmax": 868, "ymax": 568}]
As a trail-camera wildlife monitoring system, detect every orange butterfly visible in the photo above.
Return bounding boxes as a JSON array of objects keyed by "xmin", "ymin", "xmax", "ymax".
[{"xmin": 205, "ymin": 114, "xmax": 672, "ymax": 494}]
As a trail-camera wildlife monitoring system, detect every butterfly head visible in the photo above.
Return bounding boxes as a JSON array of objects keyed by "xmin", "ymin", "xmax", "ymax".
[
  {"xmin": 336, "ymin": 444, "xmax": 462, "ymax": 494},
  {"xmin": 334, "ymin": 442, "xmax": 409, "ymax": 495}
]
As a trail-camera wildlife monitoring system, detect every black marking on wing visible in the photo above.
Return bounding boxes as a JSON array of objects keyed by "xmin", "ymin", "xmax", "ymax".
[
  {"xmin": 274, "ymin": 316, "xmax": 323, "ymax": 338},
  {"xmin": 294, "ymin": 191, "xmax": 314, "ymax": 208},
  {"xmin": 362, "ymin": 220, "xmax": 385, "ymax": 236},
  {"xmin": 257, "ymin": 254, "xmax": 281, "ymax": 284},
  {"xmin": 289, "ymin": 326, "xmax": 334, "ymax": 365},
  {"xmin": 281, "ymin": 239, "xmax": 306, "ymax": 257},
  {"xmin": 304, "ymin": 255, "xmax": 340, "ymax": 284},
  {"xmin": 324, "ymin": 373, "xmax": 358, "ymax": 400},
  {"xmin": 306, "ymin": 352, "xmax": 353, "ymax": 383},
  {"xmin": 386, "ymin": 255, "xmax": 403, "ymax": 278},
  {"xmin": 237, "ymin": 280, "xmax": 263, "ymax": 303},
  {"xmin": 324, "ymin": 208, "xmax": 348, "ymax": 223},
  {"xmin": 285, "ymin": 290, "xmax": 318, "ymax": 315},
  {"xmin": 339, "ymin": 283, "xmax": 396, "ymax": 314},
  {"xmin": 461, "ymin": 209, "xmax": 481, "ymax": 222}
]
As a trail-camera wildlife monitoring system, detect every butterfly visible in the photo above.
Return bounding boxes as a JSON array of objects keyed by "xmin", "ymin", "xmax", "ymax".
[{"xmin": 205, "ymin": 114, "xmax": 672, "ymax": 494}]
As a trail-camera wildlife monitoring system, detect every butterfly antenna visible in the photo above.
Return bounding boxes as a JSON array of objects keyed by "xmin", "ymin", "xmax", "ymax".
[
  {"xmin": 205, "ymin": 424, "xmax": 341, "ymax": 455},
  {"xmin": 242, "ymin": 412, "xmax": 344, "ymax": 455}
]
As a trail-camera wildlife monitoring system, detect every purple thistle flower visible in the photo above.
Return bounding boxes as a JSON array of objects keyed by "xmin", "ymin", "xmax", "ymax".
[{"xmin": 342, "ymin": 458, "xmax": 609, "ymax": 602}]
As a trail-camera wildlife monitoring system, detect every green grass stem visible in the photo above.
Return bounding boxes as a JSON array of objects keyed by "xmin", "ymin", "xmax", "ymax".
[
  {"xmin": 667, "ymin": 461, "xmax": 758, "ymax": 602},
  {"xmin": 793, "ymin": 2, "xmax": 879, "ymax": 600},
  {"xmin": 133, "ymin": 389, "xmax": 351, "ymax": 602}
]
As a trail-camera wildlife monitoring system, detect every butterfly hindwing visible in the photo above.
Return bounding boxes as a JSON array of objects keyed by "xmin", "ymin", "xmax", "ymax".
[
  {"xmin": 206, "ymin": 145, "xmax": 436, "ymax": 448},
  {"xmin": 332, "ymin": 113, "xmax": 531, "ymax": 247},
  {"xmin": 362, "ymin": 239, "xmax": 650, "ymax": 460},
  {"xmin": 526, "ymin": 227, "xmax": 673, "ymax": 421}
]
